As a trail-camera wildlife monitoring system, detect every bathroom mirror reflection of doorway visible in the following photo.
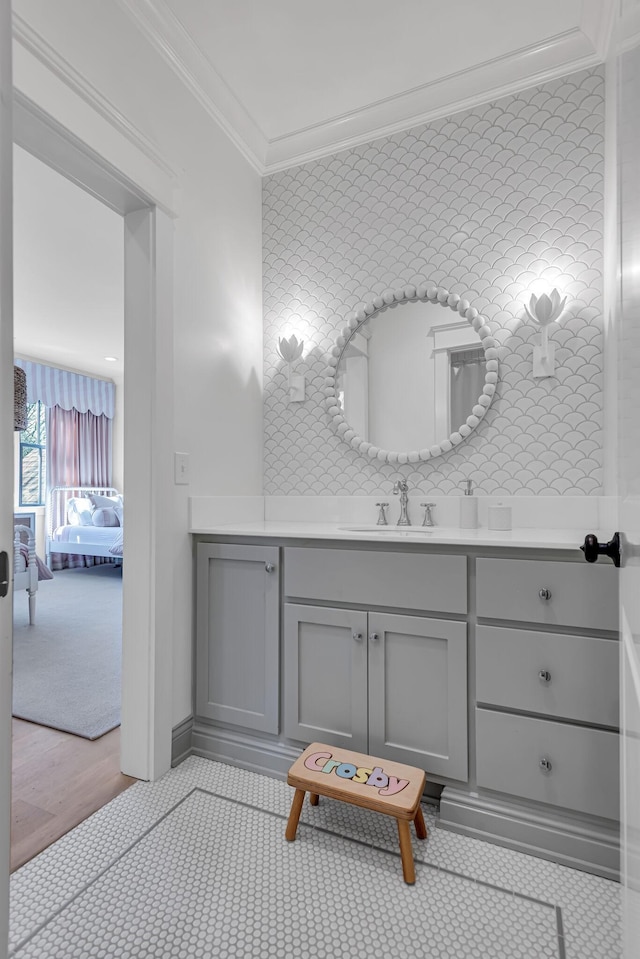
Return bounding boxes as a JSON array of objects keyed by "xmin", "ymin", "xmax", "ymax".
[{"xmin": 450, "ymin": 348, "xmax": 486, "ymax": 435}]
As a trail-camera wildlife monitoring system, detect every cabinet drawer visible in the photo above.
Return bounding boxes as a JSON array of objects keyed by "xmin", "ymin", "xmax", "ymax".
[
  {"xmin": 476, "ymin": 626, "xmax": 619, "ymax": 727},
  {"xmin": 284, "ymin": 548, "xmax": 466, "ymax": 613},
  {"xmin": 476, "ymin": 709, "xmax": 619, "ymax": 821},
  {"xmin": 476, "ymin": 558, "xmax": 618, "ymax": 631}
]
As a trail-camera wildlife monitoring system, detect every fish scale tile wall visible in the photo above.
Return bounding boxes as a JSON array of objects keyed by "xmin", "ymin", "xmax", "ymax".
[{"xmin": 263, "ymin": 67, "xmax": 605, "ymax": 496}]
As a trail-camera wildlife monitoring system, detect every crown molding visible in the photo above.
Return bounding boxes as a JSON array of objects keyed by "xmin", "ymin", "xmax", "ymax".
[
  {"xmin": 113, "ymin": 0, "xmax": 268, "ymax": 175},
  {"xmin": 111, "ymin": 4, "xmax": 605, "ymax": 175},
  {"xmin": 28, "ymin": 1, "xmax": 607, "ymax": 178},
  {"xmin": 12, "ymin": 12, "xmax": 178, "ymax": 185},
  {"xmin": 620, "ymin": 2, "xmax": 640, "ymax": 53},
  {"xmin": 264, "ymin": 28, "xmax": 602, "ymax": 172},
  {"xmin": 580, "ymin": 0, "xmax": 617, "ymax": 59}
]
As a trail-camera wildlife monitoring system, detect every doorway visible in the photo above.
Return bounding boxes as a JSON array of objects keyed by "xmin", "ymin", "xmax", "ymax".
[
  {"xmin": 11, "ymin": 92, "xmax": 177, "ymax": 785},
  {"xmin": 11, "ymin": 146, "xmax": 132, "ymax": 870}
]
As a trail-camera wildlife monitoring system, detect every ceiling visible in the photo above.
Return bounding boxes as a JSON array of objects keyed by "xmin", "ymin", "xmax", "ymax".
[
  {"xmin": 10, "ymin": 1, "xmax": 614, "ymax": 381},
  {"xmin": 13, "ymin": 146, "xmax": 124, "ymax": 381},
  {"xmin": 118, "ymin": 0, "xmax": 614, "ymax": 171}
]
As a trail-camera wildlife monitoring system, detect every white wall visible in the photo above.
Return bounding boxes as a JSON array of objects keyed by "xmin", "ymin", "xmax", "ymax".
[{"xmin": 12, "ymin": 0, "xmax": 264, "ymax": 726}]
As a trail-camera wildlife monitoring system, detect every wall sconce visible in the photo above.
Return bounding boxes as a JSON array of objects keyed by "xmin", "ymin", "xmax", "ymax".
[
  {"xmin": 13, "ymin": 365, "xmax": 27, "ymax": 430},
  {"xmin": 277, "ymin": 334, "xmax": 306, "ymax": 402},
  {"xmin": 524, "ymin": 289, "xmax": 567, "ymax": 378}
]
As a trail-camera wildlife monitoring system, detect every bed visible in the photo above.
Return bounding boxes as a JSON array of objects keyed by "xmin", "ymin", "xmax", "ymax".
[
  {"xmin": 13, "ymin": 524, "xmax": 54, "ymax": 625},
  {"xmin": 46, "ymin": 486, "xmax": 124, "ymax": 565}
]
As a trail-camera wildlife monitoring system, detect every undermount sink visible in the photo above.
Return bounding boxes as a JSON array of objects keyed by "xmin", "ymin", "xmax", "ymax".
[{"xmin": 339, "ymin": 525, "xmax": 438, "ymax": 534}]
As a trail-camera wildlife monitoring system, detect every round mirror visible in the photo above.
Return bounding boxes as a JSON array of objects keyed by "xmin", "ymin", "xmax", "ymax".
[{"xmin": 325, "ymin": 283, "xmax": 499, "ymax": 464}]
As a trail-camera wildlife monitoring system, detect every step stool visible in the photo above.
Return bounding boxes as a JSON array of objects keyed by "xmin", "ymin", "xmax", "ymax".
[{"xmin": 285, "ymin": 742, "xmax": 427, "ymax": 884}]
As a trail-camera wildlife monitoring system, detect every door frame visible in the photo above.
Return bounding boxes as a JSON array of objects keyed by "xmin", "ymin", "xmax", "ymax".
[
  {"xmin": 0, "ymin": 0, "xmax": 14, "ymax": 954},
  {"xmin": 12, "ymin": 91, "xmax": 175, "ymax": 782}
]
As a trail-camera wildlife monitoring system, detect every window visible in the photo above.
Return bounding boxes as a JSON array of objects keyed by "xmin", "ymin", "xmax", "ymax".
[{"xmin": 19, "ymin": 401, "xmax": 46, "ymax": 506}]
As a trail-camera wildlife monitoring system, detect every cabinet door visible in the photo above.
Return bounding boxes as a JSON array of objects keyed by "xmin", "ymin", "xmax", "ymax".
[
  {"xmin": 196, "ymin": 543, "xmax": 279, "ymax": 733},
  {"xmin": 368, "ymin": 612, "xmax": 468, "ymax": 781},
  {"xmin": 283, "ymin": 604, "xmax": 368, "ymax": 752}
]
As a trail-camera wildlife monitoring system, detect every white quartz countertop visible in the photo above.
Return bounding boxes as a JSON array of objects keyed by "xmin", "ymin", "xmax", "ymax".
[{"xmin": 189, "ymin": 520, "xmax": 595, "ymax": 551}]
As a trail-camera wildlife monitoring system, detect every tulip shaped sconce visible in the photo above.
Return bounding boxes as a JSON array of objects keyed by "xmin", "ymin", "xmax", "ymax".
[
  {"xmin": 276, "ymin": 334, "xmax": 306, "ymax": 402},
  {"xmin": 524, "ymin": 289, "xmax": 567, "ymax": 378}
]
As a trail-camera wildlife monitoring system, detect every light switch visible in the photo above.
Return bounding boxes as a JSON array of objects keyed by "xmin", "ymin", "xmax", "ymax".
[{"xmin": 174, "ymin": 452, "xmax": 190, "ymax": 485}]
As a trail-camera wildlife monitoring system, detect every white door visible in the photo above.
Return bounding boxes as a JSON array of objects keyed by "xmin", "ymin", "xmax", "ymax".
[
  {"xmin": 0, "ymin": 0, "xmax": 12, "ymax": 954},
  {"xmin": 618, "ymin": 2, "xmax": 640, "ymax": 954}
]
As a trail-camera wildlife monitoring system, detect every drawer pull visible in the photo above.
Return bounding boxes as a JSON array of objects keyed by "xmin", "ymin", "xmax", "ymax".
[
  {"xmin": 538, "ymin": 669, "xmax": 551, "ymax": 683},
  {"xmin": 369, "ymin": 632, "xmax": 380, "ymax": 643},
  {"xmin": 539, "ymin": 757, "xmax": 552, "ymax": 772},
  {"xmin": 538, "ymin": 588, "xmax": 552, "ymax": 601},
  {"xmin": 352, "ymin": 631, "xmax": 364, "ymax": 642},
  {"xmin": 265, "ymin": 563, "xmax": 276, "ymax": 573}
]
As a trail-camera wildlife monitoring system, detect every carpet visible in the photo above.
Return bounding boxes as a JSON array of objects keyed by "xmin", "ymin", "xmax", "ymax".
[{"xmin": 12, "ymin": 564, "xmax": 122, "ymax": 740}]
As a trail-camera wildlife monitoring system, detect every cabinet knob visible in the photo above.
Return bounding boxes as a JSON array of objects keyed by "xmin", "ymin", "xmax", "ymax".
[
  {"xmin": 352, "ymin": 631, "xmax": 364, "ymax": 642},
  {"xmin": 538, "ymin": 669, "xmax": 551, "ymax": 683},
  {"xmin": 265, "ymin": 563, "xmax": 276, "ymax": 573},
  {"xmin": 369, "ymin": 632, "xmax": 380, "ymax": 642},
  {"xmin": 539, "ymin": 757, "xmax": 552, "ymax": 772},
  {"xmin": 538, "ymin": 587, "xmax": 552, "ymax": 601}
]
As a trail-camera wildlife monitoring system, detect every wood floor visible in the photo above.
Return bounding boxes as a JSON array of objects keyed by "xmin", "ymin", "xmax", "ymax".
[{"xmin": 11, "ymin": 718, "xmax": 136, "ymax": 873}]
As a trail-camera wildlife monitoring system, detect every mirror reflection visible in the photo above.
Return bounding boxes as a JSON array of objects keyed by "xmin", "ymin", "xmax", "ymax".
[{"xmin": 336, "ymin": 299, "xmax": 486, "ymax": 451}]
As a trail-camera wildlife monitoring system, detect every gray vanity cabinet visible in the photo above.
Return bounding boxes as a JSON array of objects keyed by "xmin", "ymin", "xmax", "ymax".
[
  {"xmin": 195, "ymin": 543, "xmax": 280, "ymax": 734},
  {"xmin": 191, "ymin": 536, "xmax": 620, "ymax": 879},
  {"xmin": 283, "ymin": 603, "xmax": 468, "ymax": 781}
]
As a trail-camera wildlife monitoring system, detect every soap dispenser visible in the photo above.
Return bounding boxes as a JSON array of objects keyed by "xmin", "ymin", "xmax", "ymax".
[{"xmin": 459, "ymin": 479, "xmax": 478, "ymax": 529}]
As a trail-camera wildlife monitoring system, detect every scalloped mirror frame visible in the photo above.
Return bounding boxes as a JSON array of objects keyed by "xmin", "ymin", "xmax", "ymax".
[{"xmin": 324, "ymin": 282, "xmax": 499, "ymax": 464}]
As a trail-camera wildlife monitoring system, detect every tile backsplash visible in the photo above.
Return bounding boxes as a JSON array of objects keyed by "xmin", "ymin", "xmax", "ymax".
[{"xmin": 263, "ymin": 67, "xmax": 605, "ymax": 496}]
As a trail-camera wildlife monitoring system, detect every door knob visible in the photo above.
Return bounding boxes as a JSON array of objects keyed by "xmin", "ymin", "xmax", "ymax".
[
  {"xmin": 352, "ymin": 631, "xmax": 364, "ymax": 642},
  {"xmin": 581, "ymin": 532, "xmax": 621, "ymax": 567},
  {"xmin": 538, "ymin": 669, "xmax": 551, "ymax": 683},
  {"xmin": 265, "ymin": 563, "xmax": 276, "ymax": 573},
  {"xmin": 369, "ymin": 632, "xmax": 380, "ymax": 642},
  {"xmin": 539, "ymin": 757, "xmax": 552, "ymax": 772},
  {"xmin": 538, "ymin": 588, "xmax": 552, "ymax": 601},
  {"xmin": 0, "ymin": 551, "xmax": 7, "ymax": 598}
]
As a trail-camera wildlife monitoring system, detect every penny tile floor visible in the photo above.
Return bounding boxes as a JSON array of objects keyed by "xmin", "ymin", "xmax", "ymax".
[{"xmin": 9, "ymin": 757, "xmax": 621, "ymax": 958}]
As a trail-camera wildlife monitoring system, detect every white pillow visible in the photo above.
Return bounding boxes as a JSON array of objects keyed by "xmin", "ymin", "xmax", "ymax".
[
  {"xmin": 114, "ymin": 505, "xmax": 123, "ymax": 527},
  {"xmin": 89, "ymin": 492, "xmax": 123, "ymax": 509},
  {"xmin": 91, "ymin": 507, "xmax": 119, "ymax": 527},
  {"xmin": 67, "ymin": 497, "xmax": 93, "ymax": 526}
]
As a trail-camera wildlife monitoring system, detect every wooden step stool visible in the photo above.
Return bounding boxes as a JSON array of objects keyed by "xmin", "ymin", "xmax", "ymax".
[{"xmin": 285, "ymin": 742, "xmax": 427, "ymax": 884}]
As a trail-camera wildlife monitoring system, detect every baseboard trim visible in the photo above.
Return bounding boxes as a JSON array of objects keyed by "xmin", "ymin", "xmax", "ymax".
[
  {"xmin": 439, "ymin": 787, "xmax": 620, "ymax": 881},
  {"xmin": 190, "ymin": 722, "xmax": 302, "ymax": 779},
  {"xmin": 171, "ymin": 715, "xmax": 194, "ymax": 767}
]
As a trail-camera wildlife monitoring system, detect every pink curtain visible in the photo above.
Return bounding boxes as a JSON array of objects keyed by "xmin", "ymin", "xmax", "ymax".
[{"xmin": 47, "ymin": 406, "xmax": 113, "ymax": 569}]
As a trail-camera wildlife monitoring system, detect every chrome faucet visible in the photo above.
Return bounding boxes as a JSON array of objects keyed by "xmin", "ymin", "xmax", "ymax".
[
  {"xmin": 375, "ymin": 502, "xmax": 389, "ymax": 526},
  {"xmin": 392, "ymin": 478, "xmax": 411, "ymax": 526},
  {"xmin": 421, "ymin": 502, "xmax": 436, "ymax": 527}
]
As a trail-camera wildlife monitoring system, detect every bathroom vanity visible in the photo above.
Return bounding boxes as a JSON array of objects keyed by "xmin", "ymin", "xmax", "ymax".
[{"xmin": 190, "ymin": 524, "xmax": 619, "ymax": 879}]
